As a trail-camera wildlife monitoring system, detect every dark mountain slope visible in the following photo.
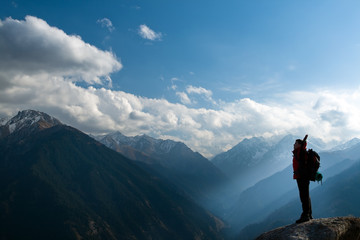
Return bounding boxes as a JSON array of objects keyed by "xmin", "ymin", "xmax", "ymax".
[
  {"xmin": 0, "ymin": 125, "xmax": 224, "ymax": 240},
  {"xmin": 96, "ymin": 132, "xmax": 229, "ymax": 215}
]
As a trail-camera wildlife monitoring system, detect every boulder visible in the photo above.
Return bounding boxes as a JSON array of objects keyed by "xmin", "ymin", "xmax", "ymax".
[{"xmin": 256, "ymin": 217, "xmax": 360, "ymax": 240}]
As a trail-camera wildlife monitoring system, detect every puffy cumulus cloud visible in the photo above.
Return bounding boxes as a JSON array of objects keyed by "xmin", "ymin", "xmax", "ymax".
[
  {"xmin": 0, "ymin": 16, "xmax": 122, "ymax": 85},
  {"xmin": 276, "ymin": 90, "xmax": 360, "ymax": 142},
  {"xmin": 2, "ymin": 16, "xmax": 360, "ymax": 158},
  {"xmin": 138, "ymin": 24, "xmax": 162, "ymax": 41}
]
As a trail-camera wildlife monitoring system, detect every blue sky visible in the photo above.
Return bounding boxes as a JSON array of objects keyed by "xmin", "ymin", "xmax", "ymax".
[{"xmin": 1, "ymin": 0, "xmax": 360, "ymax": 157}]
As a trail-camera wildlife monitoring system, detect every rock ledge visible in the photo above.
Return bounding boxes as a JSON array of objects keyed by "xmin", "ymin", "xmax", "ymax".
[{"xmin": 256, "ymin": 216, "xmax": 360, "ymax": 240}]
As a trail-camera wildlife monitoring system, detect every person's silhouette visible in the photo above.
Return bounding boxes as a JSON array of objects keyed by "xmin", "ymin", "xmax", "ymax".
[{"xmin": 292, "ymin": 135, "xmax": 313, "ymax": 223}]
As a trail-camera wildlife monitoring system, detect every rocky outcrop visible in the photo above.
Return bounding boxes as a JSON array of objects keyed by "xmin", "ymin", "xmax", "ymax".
[{"xmin": 256, "ymin": 217, "xmax": 360, "ymax": 240}]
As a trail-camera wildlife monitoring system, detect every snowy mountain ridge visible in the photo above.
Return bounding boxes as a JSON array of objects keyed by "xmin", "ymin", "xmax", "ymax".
[
  {"xmin": 329, "ymin": 137, "xmax": 360, "ymax": 152},
  {"xmin": 0, "ymin": 110, "xmax": 62, "ymax": 139},
  {"xmin": 96, "ymin": 131, "xmax": 180, "ymax": 156},
  {"xmin": 211, "ymin": 137, "xmax": 271, "ymax": 168}
]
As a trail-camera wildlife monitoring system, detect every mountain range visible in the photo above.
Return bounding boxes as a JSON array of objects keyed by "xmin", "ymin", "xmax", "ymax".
[
  {"xmin": 0, "ymin": 110, "xmax": 224, "ymax": 239},
  {"xmin": 94, "ymin": 131, "xmax": 229, "ymax": 214}
]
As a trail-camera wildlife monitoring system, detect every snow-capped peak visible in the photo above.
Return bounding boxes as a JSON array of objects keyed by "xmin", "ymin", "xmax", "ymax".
[{"xmin": 2, "ymin": 110, "xmax": 62, "ymax": 135}]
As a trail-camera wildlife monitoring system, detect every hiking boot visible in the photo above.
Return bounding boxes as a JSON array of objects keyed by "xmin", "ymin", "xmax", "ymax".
[{"xmin": 296, "ymin": 216, "xmax": 310, "ymax": 224}]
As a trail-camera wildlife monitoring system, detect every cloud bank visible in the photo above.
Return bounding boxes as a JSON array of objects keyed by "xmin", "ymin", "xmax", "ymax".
[{"xmin": 1, "ymin": 16, "xmax": 360, "ymax": 157}]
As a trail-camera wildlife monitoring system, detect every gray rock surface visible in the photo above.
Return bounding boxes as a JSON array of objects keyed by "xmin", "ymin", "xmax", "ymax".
[{"xmin": 256, "ymin": 217, "xmax": 360, "ymax": 240}]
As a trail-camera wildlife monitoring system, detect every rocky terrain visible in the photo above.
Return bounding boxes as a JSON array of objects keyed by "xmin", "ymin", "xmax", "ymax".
[{"xmin": 256, "ymin": 217, "xmax": 360, "ymax": 240}]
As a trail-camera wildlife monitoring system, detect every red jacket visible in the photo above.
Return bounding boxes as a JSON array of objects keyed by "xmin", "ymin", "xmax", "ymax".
[{"xmin": 293, "ymin": 142, "xmax": 307, "ymax": 179}]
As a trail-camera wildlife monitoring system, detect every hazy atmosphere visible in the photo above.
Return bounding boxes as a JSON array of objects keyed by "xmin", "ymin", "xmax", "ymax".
[{"xmin": 2, "ymin": 0, "xmax": 360, "ymax": 157}]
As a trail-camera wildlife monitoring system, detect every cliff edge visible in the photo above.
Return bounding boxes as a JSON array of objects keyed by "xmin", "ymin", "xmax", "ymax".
[{"xmin": 256, "ymin": 217, "xmax": 360, "ymax": 240}]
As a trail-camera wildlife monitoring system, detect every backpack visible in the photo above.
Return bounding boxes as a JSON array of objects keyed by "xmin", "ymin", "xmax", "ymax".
[{"xmin": 307, "ymin": 149, "xmax": 322, "ymax": 183}]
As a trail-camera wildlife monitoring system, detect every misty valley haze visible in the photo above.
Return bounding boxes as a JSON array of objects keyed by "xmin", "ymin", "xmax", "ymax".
[{"xmin": 1, "ymin": 110, "xmax": 360, "ymax": 239}]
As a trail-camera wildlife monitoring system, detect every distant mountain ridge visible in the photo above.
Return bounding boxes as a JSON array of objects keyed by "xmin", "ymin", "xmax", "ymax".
[
  {"xmin": 212, "ymin": 137, "xmax": 271, "ymax": 172},
  {"xmin": 95, "ymin": 131, "xmax": 229, "ymax": 215},
  {"xmin": 95, "ymin": 131, "xmax": 225, "ymax": 176},
  {"xmin": 99, "ymin": 131, "xmax": 178, "ymax": 154},
  {"xmin": 211, "ymin": 135, "xmax": 296, "ymax": 192},
  {"xmin": 211, "ymin": 134, "xmax": 335, "ymax": 192},
  {"xmin": 329, "ymin": 137, "xmax": 360, "ymax": 151},
  {"xmin": 95, "ymin": 132, "xmax": 188, "ymax": 166}
]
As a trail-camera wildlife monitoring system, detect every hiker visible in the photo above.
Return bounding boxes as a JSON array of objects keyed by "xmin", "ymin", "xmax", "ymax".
[{"xmin": 292, "ymin": 136, "xmax": 313, "ymax": 223}]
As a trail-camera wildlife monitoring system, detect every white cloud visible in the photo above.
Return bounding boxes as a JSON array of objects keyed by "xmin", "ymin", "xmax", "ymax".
[
  {"xmin": 186, "ymin": 85, "xmax": 212, "ymax": 97},
  {"xmin": 2, "ymin": 16, "xmax": 360, "ymax": 158},
  {"xmin": 176, "ymin": 92, "xmax": 192, "ymax": 105},
  {"xmin": 186, "ymin": 85, "xmax": 216, "ymax": 104},
  {"xmin": 138, "ymin": 24, "xmax": 162, "ymax": 41},
  {"xmin": 0, "ymin": 16, "xmax": 122, "ymax": 85},
  {"xmin": 97, "ymin": 18, "xmax": 115, "ymax": 32}
]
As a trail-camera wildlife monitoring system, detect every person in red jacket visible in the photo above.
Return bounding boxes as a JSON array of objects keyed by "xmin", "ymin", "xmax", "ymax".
[{"xmin": 293, "ymin": 136, "xmax": 313, "ymax": 223}]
